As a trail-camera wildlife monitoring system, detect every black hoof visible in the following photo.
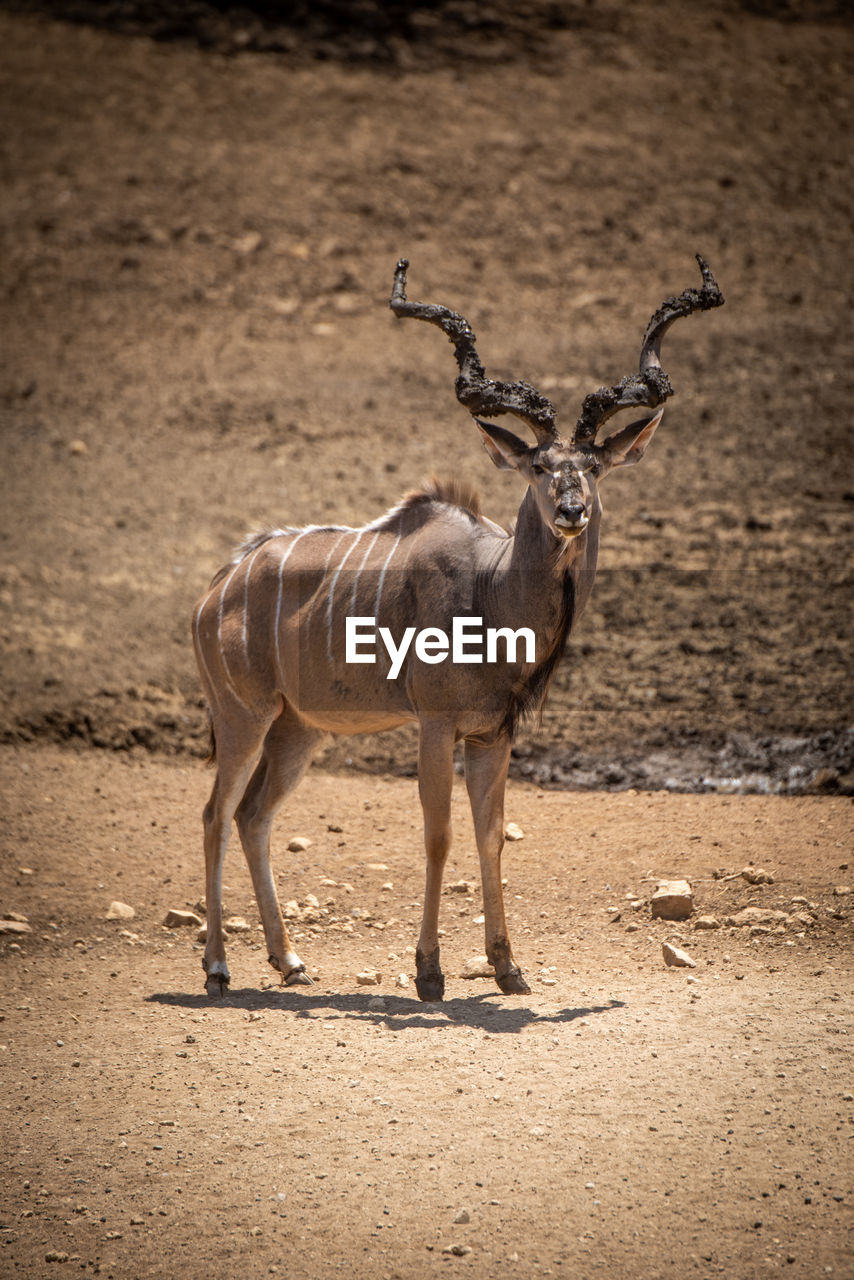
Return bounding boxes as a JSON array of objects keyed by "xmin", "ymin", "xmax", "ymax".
[
  {"xmin": 415, "ymin": 974, "xmax": 445, "ymax": 1002},
  {"xmin": 496, "ymin": 969, "xmax": 531, "ymax": 996},
  {"xmin": 205, "ymin": 974, "xmax": 230, "ymax": 998}
]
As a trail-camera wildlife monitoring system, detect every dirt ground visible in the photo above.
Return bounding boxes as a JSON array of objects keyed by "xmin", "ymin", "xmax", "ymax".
[
  {"xmin": 1, "ymin": 2, "xmax": 853, "ymax": 1277},
  {"xmin": 1, "ymin": 747, "xmax": 852, "ymax": 1278}
]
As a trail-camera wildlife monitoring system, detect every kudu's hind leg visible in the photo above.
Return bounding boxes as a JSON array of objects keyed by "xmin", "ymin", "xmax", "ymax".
[
  {"xmin": 236, "ymin": 708, "xmax": 322, "ymax": 987},
  {"xmin": 464, "ymin": 736, "xmax": 530, "ymax": 996},
  {"xmin": 202, "ymin": 711, "xmax": 274, "ymax": 996},
  {"xmin": 415, "ymin": 721, "xmax": 455, "ymax": 1002}
]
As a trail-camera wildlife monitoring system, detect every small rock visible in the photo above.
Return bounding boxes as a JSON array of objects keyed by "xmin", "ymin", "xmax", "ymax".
[
  {"xmin": 448, "ymin": 879, "xmax": 475, "ymax": 895},
  {"xmin": 460, "ymin": 955, "xmax": 494, "ymax": 979},
  {"xmin": 693, "ymin": 915, "xmax": 721, "ymax": 930},
  {"xmin": 356, "ymin": 970, "xmax": 381, "ymax": 986},
  {"xmin": 105, "ymin": 901, "xmax": 135, "ymax": 921},
  {"xmin": 368, "ymin": 996, "xmax": 386, "ymax": 1011},
  {"xmin": 163, "ymin": 909, "xmax": 202, "ymax": 929},
  {"xmin": 225, "ymin": 917, "xmax": 251, "ymax": 933},
  {"xmin": 504, "ymin": 822, "xmax": 524, "ymax": 841},
  {"xmin": 334, "ymin": 293, "xmax": 362, "ymax": 315},
  {"xmin": 283, "ymin": 900, "xmax": 301, "ymax": 919},
  {"xmin": 741, "ymin": 866, "xmax": 775, "ymax": 885},
  {"xmin": 287, "ymin": 836, "xmax": 311, "ymax": 852},
  {"xmin": 394, "ymin": 973, "xmax": 409, "ymax": 989},
  {"xmin": 662, "ymin": 941, "xmax": 696, "ymax": 968},
  {"xmin": 453, "ymin": 1208, "xmax": 470, "ymax": 1224},
  {"xmin": 443, "ymin": 1244, "xmax": 472, "ymax": 1257},
  {"xmin": 0, "ymin": 918, "xmax": 31, "ymax": 935},
  {"xmin": 45, "ymin": 1251, "xmax": 69, "ymax": 1263},
  {"xmin": 68, "ymin": 439, "xmax": 88, "ymax": 456},
  {"xmin": 651, "ymin": 880, "xmax": 694, "ymax": 921},
  {"xmin": 726, "ymin": 907, "xmax": 789, "ymax": 928},
  {"xmin": 231, "ymin": 230, "xmax": 263, "ymax": 254},
  {"xmin": 833, "ymin": 885, "xmax": 851, "ymax": 897}
]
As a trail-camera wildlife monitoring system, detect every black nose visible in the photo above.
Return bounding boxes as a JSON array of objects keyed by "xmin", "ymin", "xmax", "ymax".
[{"xmin": 558, "ymin": 501, "xmax": 585, "ymax": 524}]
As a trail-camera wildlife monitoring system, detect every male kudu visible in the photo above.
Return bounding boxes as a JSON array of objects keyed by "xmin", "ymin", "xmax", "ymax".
[{"xmin": 192, "ymin": 257, "xmax": 723, "ymax": 1000}]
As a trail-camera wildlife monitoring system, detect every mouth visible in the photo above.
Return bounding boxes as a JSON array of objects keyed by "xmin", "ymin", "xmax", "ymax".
[{"xmin": 554, "ymin": 516, "xmax": 589, "ymax": 539}]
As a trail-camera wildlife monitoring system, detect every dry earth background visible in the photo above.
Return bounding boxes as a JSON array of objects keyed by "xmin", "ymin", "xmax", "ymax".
[{"xmin": 1, "ymin": 2, "xmax": 853, "ymax": 1278}]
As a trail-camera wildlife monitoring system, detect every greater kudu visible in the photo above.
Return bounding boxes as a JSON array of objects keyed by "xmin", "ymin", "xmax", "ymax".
[{"xmin": 193, "ymin": 257, "xmax": 723, "ymax": 999}]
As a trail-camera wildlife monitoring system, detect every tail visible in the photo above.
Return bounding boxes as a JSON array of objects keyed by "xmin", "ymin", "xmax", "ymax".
[{"xmin": 205, "ymin": 716, "xmax": 217, "ymax": 767}]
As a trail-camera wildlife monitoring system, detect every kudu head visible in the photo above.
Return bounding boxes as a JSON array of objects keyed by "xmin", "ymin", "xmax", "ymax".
[{"xmin": 390, "ymin": 256, "xmax": 724, "ymax": 542}]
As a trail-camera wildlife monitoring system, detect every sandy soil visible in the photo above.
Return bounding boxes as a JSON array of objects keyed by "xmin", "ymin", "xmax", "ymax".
[
  {"xmin": 1, "ymin": 3, "xmax": 853, "ymax": 1277},
  {"xmin": 1, "ymin": 745, "xmax": 853, "ymax": 1279}
]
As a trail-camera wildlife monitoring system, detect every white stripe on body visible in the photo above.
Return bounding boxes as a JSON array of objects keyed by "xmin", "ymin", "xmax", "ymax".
[
  {"xmin": 289, "ymin": 529, "xmax": 352, "ymax": 675},
  {"xmin": 241, "ymin": 543, "xmax": 267, "ymax": 657},
  {"xmin": 348, "ymin": 531, "xmax": 381, "ymax": 615},
  {"xmin": 326, "ymin": 531, "xmax": 365, "ymax": 660},
  {"xmin": 217, "ymin": 561, "xmax": 252, "ymax": 712},
  {"xmin": 374, "ymin": 534, "xmax": 401, "ymax": 620},
  {"xmin": 273, "ymin": 530, "xmax": 312, "ymax": 687},
  {"xmin": 193, "ymin": 599, "xmax": 220, "ymax": 713}
]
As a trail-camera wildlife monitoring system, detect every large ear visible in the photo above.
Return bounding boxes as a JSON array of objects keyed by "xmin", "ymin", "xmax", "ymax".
[
  {"xmin": 475, "ymin": 418, "xmax": 532, "ymax": 472},
  {"xmin": 601, "ymin": 407, "xmax": 664, "ymax": 468}
]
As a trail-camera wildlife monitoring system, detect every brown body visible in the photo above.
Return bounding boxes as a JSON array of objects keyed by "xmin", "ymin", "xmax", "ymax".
[{"xmin": 193, "ymin": 258, "xmax": 723, "ymax": 1000}]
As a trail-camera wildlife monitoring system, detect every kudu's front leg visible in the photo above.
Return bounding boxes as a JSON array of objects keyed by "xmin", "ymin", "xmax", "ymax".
[
  {"xmin": 415, "ymin": 720, "xmax": 455, "ymax": 1001},
  {"xmin": 464, "ymin": 736, "xmax": 530, "ymax": 996}
]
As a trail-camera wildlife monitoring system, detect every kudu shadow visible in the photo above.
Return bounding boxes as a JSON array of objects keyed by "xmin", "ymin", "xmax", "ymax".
[{"xmin": 145, "ymin": 986, "xmax": 625, "ymax": 1034}]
